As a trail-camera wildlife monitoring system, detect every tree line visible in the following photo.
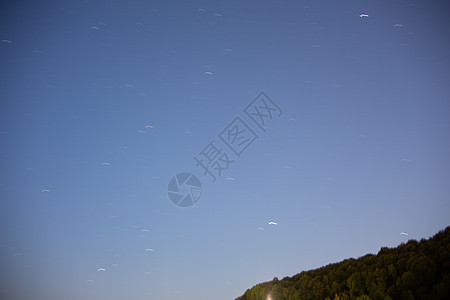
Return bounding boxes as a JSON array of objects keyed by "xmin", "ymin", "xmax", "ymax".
[{"xmin": 236, "ymin": 226, "xmax": 450, "ymax": 300}]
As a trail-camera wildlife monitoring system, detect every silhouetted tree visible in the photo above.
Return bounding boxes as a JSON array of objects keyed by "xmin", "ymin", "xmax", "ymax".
[{"xmin": 236, "ymin": 226, "xmax": 450, "ymax": 300}]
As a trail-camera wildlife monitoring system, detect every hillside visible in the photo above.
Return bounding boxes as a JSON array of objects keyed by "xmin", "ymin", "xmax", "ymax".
[{"xmin": 236, "ymin": 227, "xmax": 450, "ymax": 300}]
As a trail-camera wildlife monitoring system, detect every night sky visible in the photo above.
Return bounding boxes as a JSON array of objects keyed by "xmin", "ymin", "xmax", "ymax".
[{"xmin": 1, "ymin": 1, "xmax": 450, "ymax": 299}]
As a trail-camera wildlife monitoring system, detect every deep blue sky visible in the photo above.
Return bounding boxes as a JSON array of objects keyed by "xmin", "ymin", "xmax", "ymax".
[{"xmin": 1, "ymin": 1, "xmax": 450, "ymax": 299}]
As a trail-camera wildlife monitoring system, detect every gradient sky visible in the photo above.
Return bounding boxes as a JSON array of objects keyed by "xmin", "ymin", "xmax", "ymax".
[{"xmin": 1, "ymin": 1, "xmax": 450, "ymax": 299}]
